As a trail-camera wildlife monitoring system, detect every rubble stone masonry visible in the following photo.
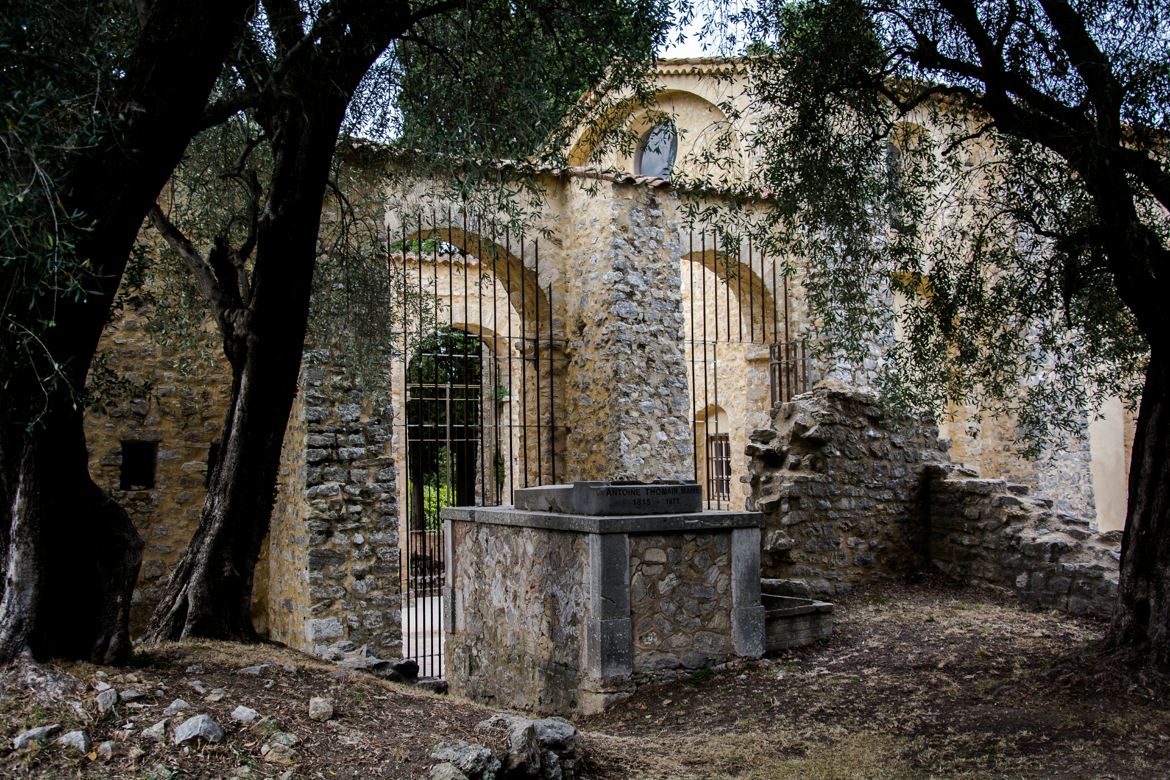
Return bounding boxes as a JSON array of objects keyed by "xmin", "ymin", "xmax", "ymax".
[
  {"xmin": 267, "ymin": 358, "xmax": 402, "ymax": 659},
  {"xmin": 747, "ymin": 383, "xmax": 1120, "ymax": 617},
  {"xmin": 84, "ymin": 308, "xmax": 231, "ymax": 634}
]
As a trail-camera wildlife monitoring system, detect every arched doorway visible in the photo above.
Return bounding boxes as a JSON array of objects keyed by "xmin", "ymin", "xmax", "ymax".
[
  {"xmin": 388, "ymin": 216, "xmax": 565, "ymax": 679},
  {"xmin": 405, "ymin": 327, "xmax": 484, "ymax": 534}
]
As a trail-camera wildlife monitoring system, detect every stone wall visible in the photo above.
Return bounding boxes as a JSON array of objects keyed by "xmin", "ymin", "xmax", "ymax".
[
  {"xmin": 630, "ymin": 533, "xmax": 733, "ymax": 673},
  {"xmin": 746, "ymin": 384, "xmax": 1121, "ymax": 617},
  {"xmin": 942, "ymin": 404, "xmax": 1097, "ymax": 521},
  {"xmin": 561, "ymin": 180, "xmax": 694, "ymax": 482},
  {"xmin": 265, "ymin": 384, "xmax": 312, "ymax": 646},
  {"xmin": 746, "ymin": 382, "xmax": 948, "ymax": 594},
  {"xmin": 444, "ymin": 506, "xmax": 763, "ymax": 716},
  {"xmin": 446, "ymin": 521, "xmax": 590, "ymax": 714},
  {"xmin": 927, "ymin": 466, "xmax": 1120, "ymax": 617},
  {"xmin": 85, "ymin": 306, "xmax": 231, "ymax": 633},
  {"xmin": 266, "ymin": 359, "xmax": 402, "ymax": 659}
]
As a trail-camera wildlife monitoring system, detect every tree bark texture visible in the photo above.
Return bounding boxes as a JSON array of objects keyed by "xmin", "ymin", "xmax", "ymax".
[
  {"xmin": 0, "ymin": 0, "xmax": 253, "ymax": 664},
  {"xmin": 144, "ymin": 0, "xmax": 432, "ymax": 641},
  {"xmin": 0, "ymin": 413, "xmax": 143, "ymax": 664},
  {"xmin": 144, "ymin": 96, "xmax": 353, "ymax": 642},
  {"xmin": 1110, "ymin": 351, "xmax": 1170, "ymax": 666}
]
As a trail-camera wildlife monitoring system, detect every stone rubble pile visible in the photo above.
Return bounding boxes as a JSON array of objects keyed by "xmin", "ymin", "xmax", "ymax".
[
  {"xmin": 748, "ymin": 383, "xmax": 1120, "ymax": 617},
  {"xmin": 320, "ymin": 639, "xmax": 420, "ymax": 683},
  {"xmin": 428, "ymin": 713, "xmax": 582, "ymax": 780}
]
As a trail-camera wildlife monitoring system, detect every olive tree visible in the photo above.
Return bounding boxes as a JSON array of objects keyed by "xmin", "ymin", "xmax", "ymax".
[{"xmin": 726, "ymin": 0, "xmax": 1168, "ymax": 663}]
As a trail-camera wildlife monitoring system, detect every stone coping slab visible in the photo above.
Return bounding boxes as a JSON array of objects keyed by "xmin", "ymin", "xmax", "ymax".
[
  {"xmin": 514, "ymin": 481, "xmax": 703, "ymax": 516},
  {"xmin": 441, "ymin": 505, "xmax": 762, "ymax": 535},
  {"xmin": 761, "ymin": 593, "xmax": 835, "ymax": 617}
]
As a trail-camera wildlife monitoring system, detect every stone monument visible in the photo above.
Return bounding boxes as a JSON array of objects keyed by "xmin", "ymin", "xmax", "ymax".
[{"xmin": 441, "ymin": 481, "xmax": 765, "ymax": 715}]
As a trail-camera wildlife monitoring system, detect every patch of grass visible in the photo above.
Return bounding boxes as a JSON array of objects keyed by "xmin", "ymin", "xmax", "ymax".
[
  {"xmin": 130, "ymin": 648, "xmax": 172, "ymax": 669},
  {"xmin": 686, "ymin": 668, "xmax": 714, "ymax": 684}
]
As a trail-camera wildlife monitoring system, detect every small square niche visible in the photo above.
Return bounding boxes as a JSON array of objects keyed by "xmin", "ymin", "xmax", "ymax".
[{"xmin": 120, "ymin": 440, "xmax": 158, "ymax": 490}]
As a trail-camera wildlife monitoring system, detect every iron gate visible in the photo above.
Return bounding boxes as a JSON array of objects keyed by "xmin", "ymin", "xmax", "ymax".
[
  {"xmin": 388, "ymin": 212, "xmax": 809, "ymax": 678},
  {"xmin": 389, "ymin": 210, "xmax": 561, "ymax": 679},
  {"xmin": 682, "ymin": 227, "xmax": 808, "ymax": 510}
]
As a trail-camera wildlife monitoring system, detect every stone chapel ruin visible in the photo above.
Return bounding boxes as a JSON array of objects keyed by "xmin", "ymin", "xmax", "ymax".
[{"xmin": 84, "ymin": 58, "xmax": 1128, "ymax": 710}]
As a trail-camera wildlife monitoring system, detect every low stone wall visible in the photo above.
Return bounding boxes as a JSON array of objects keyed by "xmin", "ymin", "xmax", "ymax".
[
  {"xmin": 267, "ymin": 359, "xmax": 402, "ymax": 659},
  {"xmin": 761, "ymin": 593, "xmax": 834, "ymax": 652},
  {"xmin": 746, "ymin": 382, "xmax": 948, "ymax": 594},
  {"xmin": 445, "ymin": 521, "xmax": 590, "ymax": 714},
  {"xmin": 630, "ymin": 533, "xmax": 734, "ymax": 673},
  {"xmin": 443, "ymin": 506, "xmax": 763, "ymax": 716},
  {"xmin": 747, "ymin": 384, "xmax": 1120, "ymax": 617},
  {"xmin": 928, "ymin": 465, "xmax": 1120, "ymax": 616}
]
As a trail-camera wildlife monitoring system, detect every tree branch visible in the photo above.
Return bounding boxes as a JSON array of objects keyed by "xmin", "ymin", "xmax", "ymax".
[
  {"xmin": 147, "ymin": 204, "xmax": 225, "ymax": 313},
  {"xmin": 198, "ymin": 90, "xmax": 260, "ymax": 131},
  {"xmin": 1036, "ymin": 0, "xmax": 1123, "ymax": 137},
  {"xmin": 260, "ymin": 0, "xmax": 305, "ymax": 58}
]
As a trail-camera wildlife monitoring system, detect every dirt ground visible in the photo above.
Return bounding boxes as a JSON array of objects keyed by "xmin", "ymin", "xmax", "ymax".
[{"xmin": 2, "ymin": 579, "xmax": 1169, "ymax": 779}]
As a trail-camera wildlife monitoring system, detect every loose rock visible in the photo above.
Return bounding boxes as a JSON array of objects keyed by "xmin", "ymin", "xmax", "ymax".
[
  {"xmin": 141, "ymin": 720, "xmax": 168, "ymax": 743},
  {"xmin": 12, "ymin": 724, "xmax": 61, "ymax": 750},
  {"xmin": 429, "ymin": 763, "xmax": 471, "ymax": 780},
  {"xmin": 308, "ymin": 696, "xmax": 334, "ymax": 721},
  {"xmin": 163, "ymin": 698, "xmax": 190, "ymax": 716},
  {"xmin": 173, "ymin": 714, "xmax": 224, "ymax": 745},
  {"xmin": 237, "ymin": 664, "xmax": 276, "ymax": 676},
  {"xmin": 96, "ymin": 688, "xmax": 118, "ymax": 714},
  {"xmin": 261, "ymin": 742, "xmax": 296, "ymax": 764},
  {"xmin": 231, "ymin": 705, "xmax": 260, "ymax": 724},
  {"xmin": 476, "ymin": 714, "xmax": 580, "ymax": 778},
  {"xmin": 56, "ymin": 730, "xmax": 89, "ymax": 753},
  {"xmin": 96, "ymin": 740, "xmax": 116, "ymax": 760},
  {"xmin": 430, "ymin": 742, "xmax": 501, "ymax": 780}
]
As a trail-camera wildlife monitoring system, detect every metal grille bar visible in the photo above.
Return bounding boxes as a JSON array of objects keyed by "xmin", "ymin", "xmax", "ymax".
[
  {"xmin": 389, "ymin": 210, "xmax": 563, "ymax": 679},
  {"xmin": 683, "ymin": 226, "xmax": 793, "ymax": 509}
]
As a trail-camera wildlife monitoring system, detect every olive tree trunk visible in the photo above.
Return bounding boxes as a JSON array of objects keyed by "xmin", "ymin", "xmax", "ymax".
[
  {"xmin": 143, "ymin": 97, "xmax": 351, "ymax": 641},
  {"xmin": 0, "ymin": 0, "xmax": 252, "ymax": 664},
  {"xmin": 142, "ymin": 0, "xmax": 437, "ymax": 642},
  {"xmin": 1110, "ymin": 350, "xmax": 1170, "ymax": 665}
]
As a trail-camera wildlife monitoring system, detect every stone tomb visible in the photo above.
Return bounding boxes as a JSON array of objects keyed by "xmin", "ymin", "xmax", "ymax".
[{"xmin": 441, "ymin": 481, "xmax": 764, "ymax": 715}]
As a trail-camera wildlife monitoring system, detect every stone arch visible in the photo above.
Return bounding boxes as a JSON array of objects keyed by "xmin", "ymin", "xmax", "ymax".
[
  {"xmin": 567, "ymin": 88, "xmax": 745, "ymax": 181},
  {"xmin": 682, "ymin": 245, "xmax": 782, "ymax": 344},
  {"xmin": 393, "ymin": 222, "xmax": 550, "ymax": 335}
]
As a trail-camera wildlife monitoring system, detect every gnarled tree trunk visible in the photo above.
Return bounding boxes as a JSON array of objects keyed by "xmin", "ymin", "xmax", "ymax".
[
  {"xmin": 1110, "ymin": 350, "xmax": 1170, "ymax": 665},
  {"xmin": 144, "ymin": 93, "xmax": 351, "ymax": 641},
  {"xmin": 0, "ymin": 0, "xmax": 253, "ymax": 664},
  {"xmin": 143, "ymin": 2, "xmax": 427, "ymax": 641},
  {"xmin": 0, "ymin": 412, "xmax": 142, "ymax": 664}
]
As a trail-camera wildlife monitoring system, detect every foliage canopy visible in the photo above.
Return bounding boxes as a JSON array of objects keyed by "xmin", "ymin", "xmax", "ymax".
[{"xmin": 721, "ymin": 0, "xmax": 1166, "ymax": 448}]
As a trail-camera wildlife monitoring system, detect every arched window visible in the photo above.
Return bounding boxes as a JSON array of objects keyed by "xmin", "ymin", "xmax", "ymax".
[{"xmin": 635, "ymin": 121, "xmax": 677, "ymax": 179}]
